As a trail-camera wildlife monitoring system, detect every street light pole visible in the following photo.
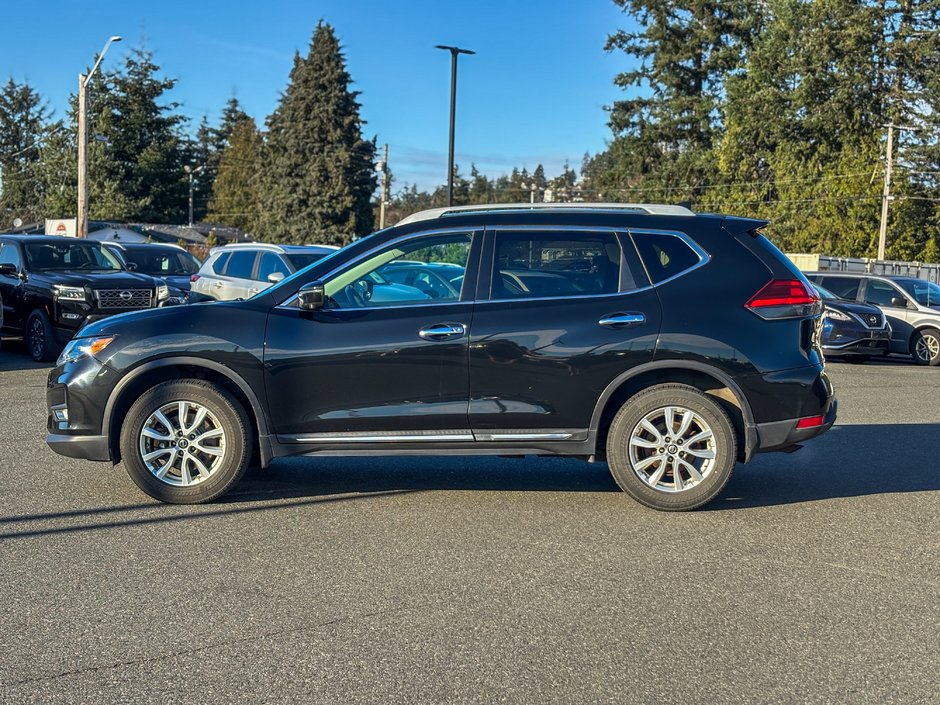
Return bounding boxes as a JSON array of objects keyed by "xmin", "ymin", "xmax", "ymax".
[
  {"xmin": 77, "ymin": 35, "xmax": 122, "ymax": 238},
  {"xmin": 435, "ymin": 45, "xmax": 474, "ymax": 207},
  {"xmin": 185, "ymin": 165, "xmax": 205, "ymax": 227}
]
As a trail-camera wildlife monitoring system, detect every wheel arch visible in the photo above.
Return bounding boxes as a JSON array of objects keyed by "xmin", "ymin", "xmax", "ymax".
[
  {"xmin": 590, "ymin": 360, "xmax": 757, "ymax": 462},
  {"xmin": 103, "ymin": 356, "xmax": 271, "ymax": 466}
]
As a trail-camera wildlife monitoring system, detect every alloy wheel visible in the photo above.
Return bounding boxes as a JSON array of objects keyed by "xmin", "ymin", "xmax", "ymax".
[
  {"xmin": 138, "ymin": 401, "xmax": 227, "ymax": 486},
  {"xmin": 628, "ymin": 405, "xmax": 717, "ymax": 493},
  {"xmin": 915, "ymin": 334, "xmax": 939, "ymax": 363},
  {"xmin": 28, "ymin": 318, "xmax": 45, "ymax": 360}
]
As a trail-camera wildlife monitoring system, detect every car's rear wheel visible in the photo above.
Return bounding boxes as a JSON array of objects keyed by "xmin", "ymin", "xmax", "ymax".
[
  {"xmin": 120, "ymin": 379, "xmax": 252, "ymax": 503},
  {"xmin": 606, "ymin": 384, "xmax": 737, "ymax": 511},
  {"xmin": 26, "ymin": 309, "xmax": 58, "ymax": 362},
  {"xmin": 911, "ymin": 328, "xmax": 940, "ymax": 366}
]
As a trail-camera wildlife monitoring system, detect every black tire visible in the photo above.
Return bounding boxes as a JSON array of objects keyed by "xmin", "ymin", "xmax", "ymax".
[
  {"xmin": 119, "ymin": 379, "xmax": 253, "ymax": 503},
  {"xmin": 26, "ymin": 309, "xmax": 58, "ymax": 362},
  {"xmin": 910, "ymin": 328, "xmax": 940, "ymax": 366},
  {"xmin": 606, "ymin": 384, "xmax": 737, "ymax": 511},
  {"xmin": 843, "ymin": 355, "xmax": 870, "ymax": 364}
]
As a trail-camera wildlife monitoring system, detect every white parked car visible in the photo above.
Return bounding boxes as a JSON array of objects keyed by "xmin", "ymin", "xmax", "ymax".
[{"xmin": 190, "ymin": 243, "xmax": 338, "ymax": 301}]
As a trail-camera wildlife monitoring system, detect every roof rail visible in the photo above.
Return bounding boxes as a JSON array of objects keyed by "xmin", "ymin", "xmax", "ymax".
[{"xmin": 395, "ymin": 202, "xmax": 695, "ymax": 226}]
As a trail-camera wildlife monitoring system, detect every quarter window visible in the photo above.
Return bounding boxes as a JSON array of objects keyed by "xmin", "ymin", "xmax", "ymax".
[
  {"xmin": 492, "ymin": 232, "xmax": 621, "ymax": 299},
  {"xmin": 211, "ymin": 252, "xmax": 231, "ymax": 274},
  {"xmin": 632, "ymin": 232, "xmax": 701, "ymax": 284}
]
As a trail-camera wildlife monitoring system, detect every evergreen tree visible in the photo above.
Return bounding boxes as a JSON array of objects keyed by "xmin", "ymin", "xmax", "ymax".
[
  {"xmin": 0, "ymin": 79, "xmax": 51, "ymax": 225},
  {"xmin": 207, "ymin": 118, "xmax": 262, "ymax": 231},
  {"xmin": 257, "ymin": 22, "xmax": 376, "ymax": 245}
]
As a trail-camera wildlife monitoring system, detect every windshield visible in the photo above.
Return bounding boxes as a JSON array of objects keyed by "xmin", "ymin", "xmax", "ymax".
[
  {"xmin": 814, "ymin": 284, "xmax": 840, "ymax": 301},
  {"xmin": 25, "ymin": 242, "xmax": 124, "ymax": 272},
  {"xmin": 124, "ymin": 248, "xmax": 200, "ymax": 276},
  {"xmin": 894, "ymin": 278, "xmax": 940, "ymax": 307},
  {"xmin": 287, "ymin": 252, "xmax": 331, "ymax": 270}
]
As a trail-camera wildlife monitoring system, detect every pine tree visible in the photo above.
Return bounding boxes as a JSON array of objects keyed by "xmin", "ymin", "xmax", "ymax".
[
  {"xmin": 0, "ymin": 79, "xmax": 52, "ymax": 225},
  {"xmin": 257, "ymin": 22, "xmax": 376, "ymax": 245},
  {"xmin": 207, "ymin": 118, "xmax": 262, "ymax": 231}
]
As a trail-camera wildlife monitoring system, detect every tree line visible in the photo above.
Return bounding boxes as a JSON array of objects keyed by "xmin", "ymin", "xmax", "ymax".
[{"xmin": 2, "ymin": 5, "xmax": 939, "ymax": 258}]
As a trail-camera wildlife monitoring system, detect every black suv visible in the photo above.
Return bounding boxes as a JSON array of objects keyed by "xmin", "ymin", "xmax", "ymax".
[
  {"xmin": 0, "ymin": 235, "xmax": 169, "ymax": 361},
  {"xmin": 45, "ymin": 204, "xmax": 836, "ymax": 511}
]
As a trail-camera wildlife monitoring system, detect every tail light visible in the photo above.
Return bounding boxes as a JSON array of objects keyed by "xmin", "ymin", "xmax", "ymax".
[
  {"xmin": 746, "ymin": 279, "xmax": 822, "ymax": 319},
  {"xmin": 191, "ymin": 274, "xmax": 200, "ymax": 282}
]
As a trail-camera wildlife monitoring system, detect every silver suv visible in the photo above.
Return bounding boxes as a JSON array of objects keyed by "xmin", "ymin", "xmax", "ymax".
[
  {"xmin": 807, "ymin": 272, "xmax": 940, "ymax": 365},
  {"xmin": 191, "ymin": 243, "xmax": 337, "ymax": 302}
]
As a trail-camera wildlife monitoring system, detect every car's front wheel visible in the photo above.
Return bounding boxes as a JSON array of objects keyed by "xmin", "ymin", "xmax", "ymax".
[
  {"xmin": 26, "ymin": 309, "xmax": 58, "ymax": 362},
  {"xmin": 606, "ymin": 384, "xmax": 737, "ymax": 511},
  {"xmin": 120, "ymin": 379, "xmax": 252, "ymax": 503},
  {"xmin": 911, "ymin": 328, "xmax": 940, "ymax": 366}
]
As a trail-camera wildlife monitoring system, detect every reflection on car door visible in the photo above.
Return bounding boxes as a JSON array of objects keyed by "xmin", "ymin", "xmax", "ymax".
[{"xmin": 469, "ymin": 229, "xmax": 662, "ymax": 439}]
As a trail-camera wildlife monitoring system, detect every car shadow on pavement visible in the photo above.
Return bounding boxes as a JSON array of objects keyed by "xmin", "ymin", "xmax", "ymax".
[
  {"xmin": 710, "ymin": 423, "xmax": 940, "ymax": 510},
  {"xmin": 0, "ymin": 340, "xmax": 52, "ymax": 372}
]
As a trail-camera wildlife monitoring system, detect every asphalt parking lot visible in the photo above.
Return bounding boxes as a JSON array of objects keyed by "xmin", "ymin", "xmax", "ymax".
[{"xmin": 1, "ymin": 343, "xmax": 938, "ymax": 704}]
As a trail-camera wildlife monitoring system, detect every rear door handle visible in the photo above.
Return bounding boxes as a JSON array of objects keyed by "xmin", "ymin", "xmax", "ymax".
[
  {"xmin": 418, "ymin": 323, "xmax": 466, "ymax": 340},
  {"xmin": 599, "ymin": 312, "xmax": 646, "ymax": 328},
  {"xmin": 214, "ymin": 281, "xmax": 223, "ymax": 288}
]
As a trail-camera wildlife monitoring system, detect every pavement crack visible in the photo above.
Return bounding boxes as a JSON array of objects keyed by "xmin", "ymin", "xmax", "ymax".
[{"xmin": 0, "ymin": 608, "xmax": 393, "ymax": 689}]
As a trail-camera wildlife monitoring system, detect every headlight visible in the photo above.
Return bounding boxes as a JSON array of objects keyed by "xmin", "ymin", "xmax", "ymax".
[
  {"xmin": 156, "ymin": 284, "xmax": 169, "ymax": 300},
  {"xmin": 57, "ymin": 336, "xmax": 115, "ymax": 365},
  {"xmin": 824, "ymin": 309, "xmax": 852, "ymax": 322},
  {"xmin": 53, "ymin": 285, "xmax": 86, "ymax": 301}
]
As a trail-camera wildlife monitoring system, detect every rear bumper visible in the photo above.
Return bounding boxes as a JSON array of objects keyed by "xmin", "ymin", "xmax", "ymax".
[
  {"xmin": 753, "ymin": 398, "xmax": 838, "ymax": 453},
  {"xmin": 46, "ymin": 433, "xmax": 111, "ymax": 462}
]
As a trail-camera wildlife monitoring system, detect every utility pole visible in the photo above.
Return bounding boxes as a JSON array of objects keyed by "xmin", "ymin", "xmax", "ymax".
[
  {"xmin": 878, "ymin": 123, "xmax": 919, "ymax": 260},
  {"xmin": 76, "ymin": 35, "xmax": 122, "ymax": 238},
  {"xmin": 185, "ymin": 165, "xmax": 205, "ymax": 227},
  {"xmin": 435, "ymin": 45, "xmax": 475, "ymax": 207},
  {"xmin": 378, "ymin": 143, "xmax": 389, "ymax": 230}
]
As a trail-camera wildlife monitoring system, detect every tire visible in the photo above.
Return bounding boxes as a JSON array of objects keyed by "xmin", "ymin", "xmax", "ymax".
[
  {"xmin": 26, "ymin": 309, "xmax": 58, "ymax": 362},
  {"xmin": 910, "ymin": 328, "xmax": 940, "ymax": 366},
  {"xmin": 606, "ymin": 384, "xmax": 737, "ymax": 511},
  {"xmin": 843, "ymin": 355, "xmax": 869, "ymax": 364},
  {"xmin": 119, "ymin": 379, "xmax": 253, "ymax": 503}
]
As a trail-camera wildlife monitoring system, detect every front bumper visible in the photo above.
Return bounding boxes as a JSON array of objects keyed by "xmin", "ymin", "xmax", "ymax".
[{"xmin": 46, "ymin": 433, "xmax": 111, "ymax": 461}]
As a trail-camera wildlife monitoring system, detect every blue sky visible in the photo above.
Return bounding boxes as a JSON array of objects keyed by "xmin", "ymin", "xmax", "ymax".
[{"xmin": 2, "ymin": 0, "xmax": 634, "ymax": 192}]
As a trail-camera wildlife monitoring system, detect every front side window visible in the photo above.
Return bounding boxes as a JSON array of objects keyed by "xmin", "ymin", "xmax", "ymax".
[
  {"xmin": 894, "ymin": 278, "xmax": 940, "ymax": 307},
  {"xmin": 323, "ymin": 233, "xmax": 471, "ymax": 308},
  {"xmin": 257, "ymin": 252, "xmax": 291, "ymax": 282},
  {"xmin": 864, "ymin": 280, "xmax": 905, "ymax": 307},
  {"xmin": 0, "ymin": 243, "xmax": 23, "ymax": 271},
  {"xmin": 24, "ymin": 242, "xmax": 123, "ymax": 272},
  {"xmin": 492, "ymin": 231, "xmax": 621, "ymax": 299}
]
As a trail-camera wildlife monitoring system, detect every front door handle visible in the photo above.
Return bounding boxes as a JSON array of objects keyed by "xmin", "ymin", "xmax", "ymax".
[
  {"xmin": 599, "ymin": 312, "xmax": 646, "ymax": 328},
  {"xmin": 418, "ymin": 323, "xmax": 466, "ymax": 340}
]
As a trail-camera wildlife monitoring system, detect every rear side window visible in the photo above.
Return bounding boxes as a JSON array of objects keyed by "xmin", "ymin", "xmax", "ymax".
[
  {"xmin": 492, "ymin": 231, "xmax": 621, "ymax": 299},
  {"xmin": 632, "ymin": 232, "xmax": 702, "ymax": 284},
  {"xmin": 211, "ymin": 252, "xmax": 231, "ymax": 274},
  {"xmin": 820, "ymin": 276, "xmax": 860, "ymax": 301},
  {"xmin": 224, "ymin": 251, "xmax": 256, "ymax": 279}
]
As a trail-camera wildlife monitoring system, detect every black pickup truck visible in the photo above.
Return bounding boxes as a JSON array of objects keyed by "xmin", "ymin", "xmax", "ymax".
[{"xmin": 0, "ymin": 235, "xmax": 168, "ymax": 361}]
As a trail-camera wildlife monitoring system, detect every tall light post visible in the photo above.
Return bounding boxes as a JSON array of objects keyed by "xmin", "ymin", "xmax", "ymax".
[
  {"xmin": 184, "ymin": 164, "xmax": 205, "ymax": 227},
  {"xmin": 877, "ymin": 123, "xmax": 919, "ymax": 260},
  {"xmin": 435, "ymin": 45, "xmax": 474, "ymax": 207},
  {"xmin": 77, "ymin": 35, "xmax": 122, "ymax": 238}
]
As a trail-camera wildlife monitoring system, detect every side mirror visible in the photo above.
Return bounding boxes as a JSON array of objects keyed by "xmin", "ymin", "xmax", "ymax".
[
  {"xmin": 890, "ymin": 296, "xmax": 908, "ymax": 308},
  {"xmin": 267, "ymin": 271, "xmax": 286, "ymax": 284},
  {"xmin": 298, "ymin": 281, "xmax": 325, "ymax": 311},
  {"xmin": 126, "ymin": 262, "xmax": 138, "ymax": 271},
  {"xmin": 0, "ymin": 263, "xmax": 17, "ymax": 277}
]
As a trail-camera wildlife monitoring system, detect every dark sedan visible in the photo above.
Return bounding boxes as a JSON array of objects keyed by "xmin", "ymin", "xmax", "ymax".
[{"xmin": 816, "ymin": 283, "xmax": 891, "ymax": 362}]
